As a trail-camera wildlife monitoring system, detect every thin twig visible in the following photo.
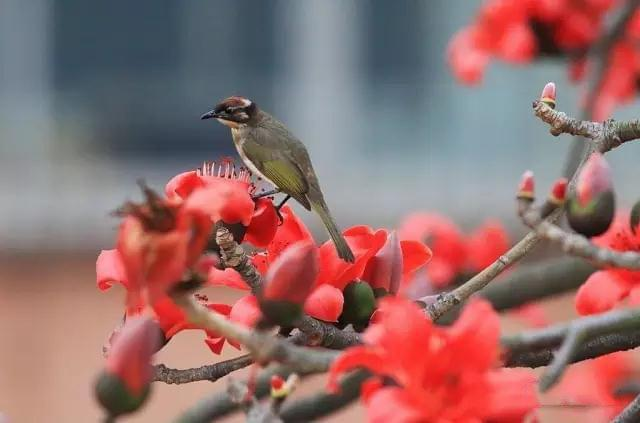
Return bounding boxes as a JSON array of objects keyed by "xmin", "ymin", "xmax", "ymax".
[
  {"xmin": 153, "ymin": 355, "xmax": 253, "ymax": 384},
  {"xmin": 519, "ymin": 199, "xmax": 640, "ymax": 270}
]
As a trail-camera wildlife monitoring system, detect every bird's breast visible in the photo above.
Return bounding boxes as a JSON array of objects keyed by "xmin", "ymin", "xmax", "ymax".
[{"xmin": 231, "ymin": 129, "xmax": 275, "ymax": 186}]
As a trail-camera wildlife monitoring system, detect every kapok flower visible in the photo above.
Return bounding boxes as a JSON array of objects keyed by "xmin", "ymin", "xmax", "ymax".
[
  {"xmin": 549, "ymin": 351, "xmax": 636, "ymax": 423},
  {"xmin": 166, "ymin": 160, "xmax": 279, "ymax": 248},
  {"xmin": 115, "ymin": 185, "xmax": 211, "ymax": 311},
  {"xmin": 95, "ymin": 316, "xmax": 162, "ymax": 418},
  {"xmin": 328, "ymin": 297, "xmax": 538, "ymax": 422},
  {"xmin": 97, "ymin": 249, "xmax": 253, "ymax": 355},
  {"xmin": 575, "ymin": 212, "xmax": 640, "ymax": 315}
]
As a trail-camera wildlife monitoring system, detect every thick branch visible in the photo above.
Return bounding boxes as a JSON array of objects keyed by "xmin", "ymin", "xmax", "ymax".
[
  {"xmin": 280, "ymin": 370, "xmax": 369, "ymax": 422},
  {"xmin": 153, "ymin": 355, "xmax": 253, "ymax": 385},
  {"xmin": 435, "ymin": 258, "xmax": 595, "ymax": 324},
  {"xmin": 503, "ymin": 307, "xmax": 640, "ymax": 390}
]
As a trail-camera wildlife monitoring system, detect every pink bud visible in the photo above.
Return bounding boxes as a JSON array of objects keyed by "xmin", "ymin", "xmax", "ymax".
[
  {"xmin": 540, "ymin": 82, "xmax": 556, "ymax": 108},
  {"xmin": 517, "ymin": 170, "xmax": 535, "ymax": 199},
  {"xmin": 263, "ymin": 241, "xmax": 318, "ymax": 304},
  {"xmin": 104, "ymin": 317, "xmax": 162, "ymax": 395},
  {"xmin": 271, "ymin": 375, "xmax": 285, "ymax": 390},
  {"xmin": 576, "ymin": 153, "xmax": 612, "ymax": 207},
  {"xmin": 363, "ymin": 231, "xmax": 403, "ymax": 294},
  {"xmin": 549, "ymin": 177, "xmax": 568, "ymax": 204}
]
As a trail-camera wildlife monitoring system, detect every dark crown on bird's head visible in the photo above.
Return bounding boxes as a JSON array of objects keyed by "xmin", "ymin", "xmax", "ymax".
[{"xmin": 201, "ymin": 96, "xmax": 258, "ymax": 124}]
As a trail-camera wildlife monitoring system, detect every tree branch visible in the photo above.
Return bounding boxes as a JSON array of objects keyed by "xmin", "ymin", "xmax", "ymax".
[
  {"xmin": 280, "ymin": 370, "xmax": 369, "ymax": 422},
  {"xmin": 153, "ymin": 355, "xmax": 253, "ymax": 385},
  {"xmin": 170, "ymin": 292, "xmax": 338, "ymax": 374},
  {"xmin": 519, "ymin": 199, "xmax": 640, "ymax": 270},
  {"xmin": 503, "ymin": 307, "xmax": 640, "ymax": 390},
  {"xmin": 613, "ymin": 393, "xmax": 640, "ymax": 423}
]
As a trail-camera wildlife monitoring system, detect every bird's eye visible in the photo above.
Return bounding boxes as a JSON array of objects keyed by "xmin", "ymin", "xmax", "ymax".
[{"xmin": 225, "ymin": 107, "xmax": 234, "ymax": 114}]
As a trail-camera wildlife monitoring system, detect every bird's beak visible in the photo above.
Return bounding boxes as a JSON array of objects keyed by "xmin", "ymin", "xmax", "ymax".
[{"xmin": 200, "ymin": 110, "xmax": 219, "ymax": 120}]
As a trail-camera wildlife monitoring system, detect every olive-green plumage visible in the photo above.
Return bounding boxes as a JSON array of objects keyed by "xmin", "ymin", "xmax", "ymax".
[{"xmin": 203, "ymin": 97, "xmax": 355, "ymax": 263}]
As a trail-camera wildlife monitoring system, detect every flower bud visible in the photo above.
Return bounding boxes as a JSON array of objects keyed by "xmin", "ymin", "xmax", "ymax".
[
  {"xmin": 540, "ymin": 82, "xmax": 556, "ymax": 109},
  {"xmin": 517, "ymin": 170, "xmax": 535, "ymax": 201},
  {"xmin": 567, "ymin": 153, "xmax": 615, "ymax": 237},
  {"xmin": 95, "ymin": 317, "xmax": 162, "ymax": 418},
  {"xmin": 338, "ymin": 281, "xmax": 376, "ymax": 330},
  {"xmin": 540, "ymin": 177, "xmax": 568, "ymax": 218},
  {"xmin": 363, "ymin": 231, "xmax": 403, "ymax": 295},
  {"xmin": 259, "ymin": 241, "xmax": 318, "ymax": 326}
]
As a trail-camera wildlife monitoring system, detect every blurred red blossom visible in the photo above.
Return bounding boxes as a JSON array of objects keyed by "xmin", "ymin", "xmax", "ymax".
[
  {"xmin": 328, "ymin": 296, "xmax": 538, "ymax": 422},
  {"xmin": 575, "ymin": 212, "xmax": 640, "ymax": 315},
  {"xmin": 97, "ymin": 249, "xmax": 252, "ymax": 355},
  {"xmin": 449, "ymin": 0, "xmax": 640, "ymax": 119},
  {"xmin": 115, "ymin": 187, "xmax": 211, "ymax": 312},
  {"xmin": 398, "ymin": 213, "xmax": 510, "ymax": 288},
  {"xmin": 549, "ymin": 351, "xmax": 636, "ymax": 422}
]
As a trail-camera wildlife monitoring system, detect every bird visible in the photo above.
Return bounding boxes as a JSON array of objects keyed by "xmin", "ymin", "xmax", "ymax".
[{"xmin": 201, "ymin": 96, "xmax": 355, "ymax": 263}]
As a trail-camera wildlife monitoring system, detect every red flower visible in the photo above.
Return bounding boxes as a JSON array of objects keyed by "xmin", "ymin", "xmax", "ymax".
[
  {"xmin": 97, "ymin": 249, "xmax": 251, "ymax": 355},
  {"xmin": 549, "ymin": 352, "xmax": 635, "ymax": 422},
  {"xmin": 263, "ymin": 241, "xmax": 318, "ymax": 304},
  {"xmin": 115, "ymin": 187, "xmax": 211, "ymax": 311},
  {"xmin": 166, "ymin": 161, "xmax": 279, "ymax": 248},
  {"xmin": 328, "ymin": 297, "xmax": 538, "ymax": 422},
  {"xmin": 575, "ymin": 212, "xmax": 640, "ymax": 315}
]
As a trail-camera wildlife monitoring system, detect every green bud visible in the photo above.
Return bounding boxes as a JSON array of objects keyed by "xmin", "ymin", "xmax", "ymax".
[
  {"xmin": 95, "ymin": 371, "xmax": 150, "ymax": 418},
  {"xmin": 339, "ymin": 281, "xmax": 376, "ymax": 328}
]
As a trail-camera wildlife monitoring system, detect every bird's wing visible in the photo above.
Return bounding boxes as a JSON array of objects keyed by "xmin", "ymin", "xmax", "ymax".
[{"xmin": 243, "ymin": 127, "xmax": 312, "ymax": 210}]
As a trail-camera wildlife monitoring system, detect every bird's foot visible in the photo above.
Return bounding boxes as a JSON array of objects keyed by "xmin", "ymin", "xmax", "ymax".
[{"xmin": 275, "ymin": 195, "xmax": 291, "ymax": 226}]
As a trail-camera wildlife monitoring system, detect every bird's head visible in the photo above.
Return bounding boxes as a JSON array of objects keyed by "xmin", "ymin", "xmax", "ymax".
[{"xmin": 201, "ymin": 96, "xmax": 257, "ymax": 128}]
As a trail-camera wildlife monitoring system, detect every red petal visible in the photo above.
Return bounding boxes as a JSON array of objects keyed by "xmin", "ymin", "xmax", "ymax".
[
  {"xmin": 304, "ymin": 285, "xmax": 344, "ymax": 322},
  {"xmin": 364, "ymin": 387, "xmax": 424, "ymax": 423},
  {"xmin": 362, "ymin": 231, "xmax": 403, "ymax": 292},
  {"xmin": 230, "ymin": 295, "xmax": 261, "ymax": 328},
  {"xmin": 327, "ymin": 347, "xmax": 387, "ymax": 392},
  {"xmin": 96, "ymin": 249, "xmax": 128, "ymax": 291},
  {"xmin": 484, "ymin": 368, "xmax": 539, "ymax": 422},
  {"xmin": 447, "ymin": 299, "xmax": 500, "ymax": 371},
  {"xmin": 267, "ymin": 206, "xmax": 314, "ymax": 261},
  {"xmin": 244, "ymin": 199, "xmax": 279, "ymax": 247},
  {"xmin": 206, "ymin": 267, "xmax": 250, "ymax": 290},
  {"xmin": 575, "ymin": 270, "xmax": 630, "ymax": 315},
  {"xmin": 400, "ymin": 240, "xmax": 432, "ymax": 275},
  {"xmin": 185, "ymin": 183, "xmax": 254, "ymax": 226},
  {"xmin": 204, "ymin": 337, "xmax": 226, "ymax": 355},
  {"xmin": 466, "ymin": 220, "xmax": 510, "ymax": 271},
  {"xmin": 165, "ymin": 171, "xmax": 205, "ymax": 199}
]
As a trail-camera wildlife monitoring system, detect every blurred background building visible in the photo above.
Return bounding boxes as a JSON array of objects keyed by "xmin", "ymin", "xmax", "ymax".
[
  {"xmin": 1, "ymin": 1, "xmax": 639, "ymax": 422},
  {"xmin": 6, "ymin": 0, "xmax": 640, "ymax": 251}
]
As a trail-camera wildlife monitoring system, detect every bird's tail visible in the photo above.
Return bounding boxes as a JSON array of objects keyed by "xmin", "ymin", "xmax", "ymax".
[{"xmin": 311, "ymin": 201, "xmax": 355, "ymax": 263}]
